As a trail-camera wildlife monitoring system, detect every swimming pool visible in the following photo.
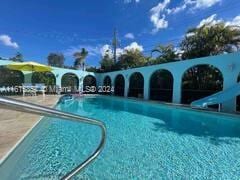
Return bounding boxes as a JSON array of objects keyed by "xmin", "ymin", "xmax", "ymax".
[{"xmin": 0, "ymin": 96, "xmax": 240, "ymax": 179}]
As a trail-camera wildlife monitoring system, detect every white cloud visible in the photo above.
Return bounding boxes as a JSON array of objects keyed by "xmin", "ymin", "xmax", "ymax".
[
  {"xmin": 100, "ymin": 44, "xmax": 113, "ymax": 58},
  {"xmin": 116, "ymin": 48, "xmax": 124, "ymax": 57},
  {"xmin": 167, "ymin": 0, "xmax": 221, "ymax": 15},
  {"xmin": 194, "ymin": 0, "xmax": 221, "ymax": 9},
  {"xmin": 100, "ymin": 45, "xmax": 123, "ymax": 57},
  {"xmin": 124, "ymin": 42, "xmax": 144, "ymax": 52},
  {"xmin": 125, "ymin": 33, "xmax": 135, "ymax": 39},
  {"xmin": 100, "ymin": 42, "xmax": 143, "ymax": 58},
  {"xmin": 167, "ymin": 3, "xmax": 187, "ymax": 14},
  {"xmin": 197, "ymin": 14, "xmax": 240, "ymax": 28},
  {"xmin": 149, "ymin": 0, "xmax": 221, "ymax": 33},
  {"xmin": 0, "ymin": 35, "xmax": 19, "ymax": 49},
  {"xmin": 100, "ymin": 45, "xmax": 124, "ymax": 58},
  {"xmin": 197, "ymin": 14, "xmax": 222, "ymax": 27},
  {"xmin": 150, "ymin": 0, "xmax": 170, "ymax": 32},
  {"xmin": 226, "ymin": 15, "xmax": 240, "ymax": 27},
  {"xmin": 64, "ymin": 45, "xmax": 101, "ymax": 57}
]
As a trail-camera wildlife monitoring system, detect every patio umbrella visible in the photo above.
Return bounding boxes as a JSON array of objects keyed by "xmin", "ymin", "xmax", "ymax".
[
  {"xmin": 7, "ymin": 61, "xmax": 52, "ymax": 72},
  {"xmin": 6, "ymin": 61, "xmax": 53, "ymax": 94}
]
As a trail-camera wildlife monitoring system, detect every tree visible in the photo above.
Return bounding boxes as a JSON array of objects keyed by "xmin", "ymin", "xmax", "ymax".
[
  {"xmin": 47, "ymin": 53, "xmax": 65, "ymax": 67},
  {"xmin": 181, "ymin": 23, "xmax": 240, "ymax": 59},
  {"xmin": 151, "ymin": 44, "xmax": 178, "ymax": 64},
  {"xmin": 117, "ymin": 50, "xmax": 147, "ymax": 69},
  {"xmin": 73, "ymin": 48, "xmax": 88, "ymax": 70},
  {"xmin": 100, "ymin": 54, "xmax": 115, "ymax": 72},
  {"xmin": 10, "ymin": 52, "xmax": 24, "ymax": 62}
]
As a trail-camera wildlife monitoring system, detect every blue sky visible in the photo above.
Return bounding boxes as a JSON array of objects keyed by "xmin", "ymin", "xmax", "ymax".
[{"xmin": 0, "ymin": 0, "xmax": 239, "ymax": 67}]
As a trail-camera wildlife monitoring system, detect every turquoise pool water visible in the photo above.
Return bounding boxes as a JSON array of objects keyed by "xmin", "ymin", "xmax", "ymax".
[{"xmin": 1, "ymin": 96, "xmax": 240, "ymax": 179}]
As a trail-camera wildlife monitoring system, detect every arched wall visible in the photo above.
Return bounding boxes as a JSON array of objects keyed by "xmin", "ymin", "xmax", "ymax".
[
  {"xmin": 51, "ymin": 67, "xmax": 96, "ymax": 92},
  {"xmin": 0, "ymin": 60, "xmax": 98, "ymax": 94},
  {"xmin": 0, "ymin": 52, "xmax": 240, "ymax": 112},
  {"xmin": 98, "ymin": 52, "xmax": 240, "ymax": 112}
]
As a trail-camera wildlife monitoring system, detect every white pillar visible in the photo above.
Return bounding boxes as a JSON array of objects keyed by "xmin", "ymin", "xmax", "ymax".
[
  {"xmin": 124, "ymin": 76, "xmax": 129, "ymax": 97},
  {"xmin": 56, "ymin": 75, "xmax": 62, "ymax": 88},
  {"xmin": 144, "ymin": 75, "xmax": 150, "ymax": 100},
  {"xmin": 54, "ymin": 75, "xmax": 61, "ymax": 94},
  {"xmin": 172, "ymin": 75, "xmax": 182, "ymax": 104},
  {"xmin": 79, "ymin": 77, "xmax": 84, "ymax": 93},
  {"xmin": 221, "ymin": 70, "xmax": 238, "ymax": 112},
  {"xmin": 95, "ymin": 75, "xmax": 101, "ymax": 87}
]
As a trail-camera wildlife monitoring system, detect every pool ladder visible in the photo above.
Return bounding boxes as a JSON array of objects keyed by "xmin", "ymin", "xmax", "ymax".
[{"xmin": 0, "ymin": 96, "xmax": 106, "ymax": 180}]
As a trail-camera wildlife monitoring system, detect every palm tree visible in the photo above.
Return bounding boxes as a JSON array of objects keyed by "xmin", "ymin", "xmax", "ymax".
[
  {"xmin": 181, "ymin": 23, "xmax": 240, "ymax": 59},
  {"xmin": 73, "ymin": 48, "xmax": 88, "ymax": 70},
  {"xmin": 151, "ymin": 44, "xmax": 178, "ymax": 64}
]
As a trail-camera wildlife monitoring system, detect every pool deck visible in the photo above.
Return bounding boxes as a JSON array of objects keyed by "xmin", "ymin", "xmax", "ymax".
[{"xmin": 0, "ymin": 95, "xmax": 60, "ymax": 160}]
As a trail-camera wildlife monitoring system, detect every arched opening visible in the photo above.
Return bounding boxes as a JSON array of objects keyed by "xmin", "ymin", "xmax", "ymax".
[
  {"xmin": 61, "ymin": 73, "xmax": 79, "ymax": 93},
  {"xmin": 128, "ymin": 72, "xmax": 144, "ymax": 98},
  {"xmin": 0, "ymin": 66, "xmax": 24, "ymax": 95},
  {"xmin": 114, "ymin": 74, "xmax": 125, "ymax": 96},
  {"xmin": 150, "ymin": 69, "xmax": 173, "ymax": 102},
  {"xmin": 83, "ymin": 75, "xmax": 97, "ymax": 94},
  {"xmin": 103, "ymin": 76, "xmax": 112, "ymax": 95},
  {"xmin": 181, "ymin": 64, "xmax": 223, "ymax": 105},
  {"xmin": 32, "ymin": 72, "xmax": 56, "ymax": 94},
  {"xmin": 237, "ymin": 74, "xmax": 240, "ymax": 112}
]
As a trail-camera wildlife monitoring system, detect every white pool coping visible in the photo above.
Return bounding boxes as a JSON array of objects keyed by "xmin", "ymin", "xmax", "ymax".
[{"xmin": 0, "ymin": 97, "xmax": 60, "ymax": 165}]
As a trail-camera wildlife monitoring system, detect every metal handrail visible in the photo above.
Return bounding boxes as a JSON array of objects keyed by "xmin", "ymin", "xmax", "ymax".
[{"xmin": 0, "ymin": 96, "xmax": 106, "ymax": 180}]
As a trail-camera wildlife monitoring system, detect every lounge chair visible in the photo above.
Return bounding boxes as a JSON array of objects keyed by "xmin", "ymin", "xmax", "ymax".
[{"xmin": 35, "ymin": 83, "xmax": 46, "ymax": 96}]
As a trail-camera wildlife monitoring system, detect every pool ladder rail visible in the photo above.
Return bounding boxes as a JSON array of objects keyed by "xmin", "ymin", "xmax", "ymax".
[{"xmin": 0, "ymin": 96, "xmax": 106, "ymax": 180}]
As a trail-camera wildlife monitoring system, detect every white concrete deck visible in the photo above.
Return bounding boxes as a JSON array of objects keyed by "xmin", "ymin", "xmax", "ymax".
[{"xmin": 0, "ymin": 95, "xmax": 60, "ymax": 160}]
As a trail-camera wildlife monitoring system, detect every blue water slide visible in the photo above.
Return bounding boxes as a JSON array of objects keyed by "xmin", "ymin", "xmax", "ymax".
[{"xmin": 191, "ymin": 83, "xmax": 240, "ymax": 108}]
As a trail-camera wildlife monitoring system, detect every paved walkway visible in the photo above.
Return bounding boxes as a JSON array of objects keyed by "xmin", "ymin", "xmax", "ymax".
[{"xmin": 0, "ymin": 95, "xmax": 60, "ymax": 160}]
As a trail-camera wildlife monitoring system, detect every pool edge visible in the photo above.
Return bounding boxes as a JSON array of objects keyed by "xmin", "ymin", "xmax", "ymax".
[
  {"xmin": 98, "ymin": 95, "xmax": 240, "ymax": 118},
  {"xmin": 0, "ymin": 97, "xmax": 60, "ymax": 165}
]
